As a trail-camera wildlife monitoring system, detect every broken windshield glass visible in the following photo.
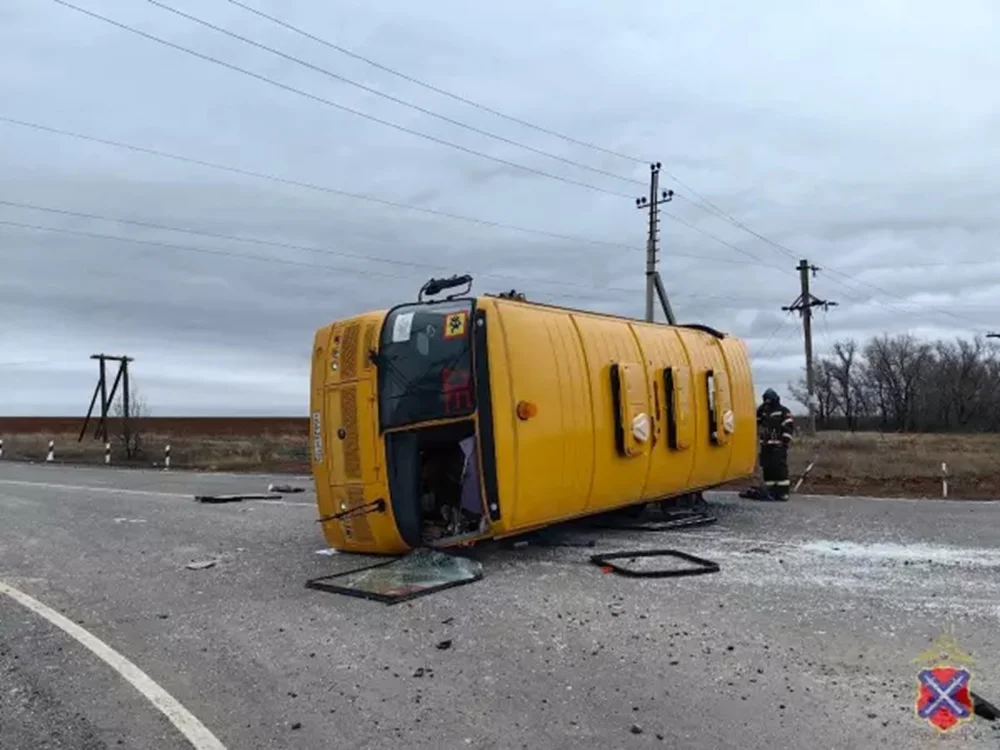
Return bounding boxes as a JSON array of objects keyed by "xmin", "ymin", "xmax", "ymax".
[{"xmin": 305, "ymin": 548, "xmax": 483, "ymax": 604}]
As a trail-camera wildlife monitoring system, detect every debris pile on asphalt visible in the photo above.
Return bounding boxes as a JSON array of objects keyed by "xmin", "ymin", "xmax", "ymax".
[
  {"xmin": 194, "ymin": 493, "xmax": 281, "ymax": 503},
  {"xmin": 268, "ymin": 483, "xmax": 306, "ymax": 494},
  {"xmin": 185, "ymin": 559, "xmax": 218, "ymax": 571}
]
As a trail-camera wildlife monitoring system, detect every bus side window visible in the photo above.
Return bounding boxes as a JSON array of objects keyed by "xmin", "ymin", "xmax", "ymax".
[{"xmin": 706, "ymin": 370, "xmax": 719, "ymax": 445}]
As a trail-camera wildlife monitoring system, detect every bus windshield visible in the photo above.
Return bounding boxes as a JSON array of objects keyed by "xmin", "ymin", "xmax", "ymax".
[{"xmin": 377, "ymin": 300, "xmax": 476, "ymax": 430}]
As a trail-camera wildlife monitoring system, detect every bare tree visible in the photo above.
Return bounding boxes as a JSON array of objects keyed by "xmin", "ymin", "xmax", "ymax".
[
  {"xmin": 830, "ymin": 340, "xmax": 859, "ymax": 431},
  {"xmin": 786, "ymin": 331, "xmax": 1000, "ymax": 433},
  {"xmin": 111, "ymin": 382, "xmax": 150, "ymax": 460},
  {"xmin": 861, "ymin": 334, "xmax": 933, "ymax": 431},
  {"xmin": 790, "ymin": 360, "xmax": 838, "ymax": 428}
]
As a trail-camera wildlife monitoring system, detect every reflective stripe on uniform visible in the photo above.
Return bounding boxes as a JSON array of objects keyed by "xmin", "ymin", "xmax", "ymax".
[
  {"xmin": 782, "ymin": 418, "xmax": 794, "ymax": 425},
  {"xmin": 766, "ymin": 440, "xmax": 782, "ymax": 445},
  {"xmin": 769, "ymin": 411, "xmax": 784, "ymax": 417},
  {"xmin": 764, "ymin": 481, "xmax": 778, "ymax": 486},
  {"xmin": 775, "ymin": 480, "xmax": 790, "ymax": 486}
]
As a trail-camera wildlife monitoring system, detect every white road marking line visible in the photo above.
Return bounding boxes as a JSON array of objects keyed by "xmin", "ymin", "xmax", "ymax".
[
  {"xmin": 0, "ymin": 580, "xmax": 227, "ymax": 750},
  {"xmin": 0, "ymin": 479, "xmax": 314, "ymax": 506},
  {"xmin": 0, "ymin": 479, "xmax": 187, "ymax": 498}
]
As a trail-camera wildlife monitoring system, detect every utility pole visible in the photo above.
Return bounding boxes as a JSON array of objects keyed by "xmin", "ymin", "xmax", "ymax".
[
  {"xmin": 782, "ymin": 260, "xmax": 837, "ymax": 435},
  {"xmin": 635, "ymin": 162, "xmax": 676, "ymax": 324},
  {"xmin": 79, "ymin": 354, "xmax": 134, "ymax": 453}
]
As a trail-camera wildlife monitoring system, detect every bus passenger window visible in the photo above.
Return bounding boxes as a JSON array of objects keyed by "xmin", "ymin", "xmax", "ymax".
[
  {"xmin": 663, "ymin": 368, "xmax": 677, "ymax": 449},
  {"xmin": 706, "ymin": 370, "xmax": 720, "ymax": 444}
]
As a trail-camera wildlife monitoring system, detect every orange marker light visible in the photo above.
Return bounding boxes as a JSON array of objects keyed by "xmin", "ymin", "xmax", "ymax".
[{"xmin": 516, "ymin": 400, "xmax": 538, "ymax": 420}]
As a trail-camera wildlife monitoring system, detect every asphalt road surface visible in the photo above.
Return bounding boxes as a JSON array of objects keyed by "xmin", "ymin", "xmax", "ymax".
[{"xmin": 2, "ymin": 462, "xmax": 1000, "ymax": 749}]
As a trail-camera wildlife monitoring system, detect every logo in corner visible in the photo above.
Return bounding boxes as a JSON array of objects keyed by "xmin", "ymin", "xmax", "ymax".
[{"xmin": 913, "ymin": 633, "xmax": 975, "ymax": 733}]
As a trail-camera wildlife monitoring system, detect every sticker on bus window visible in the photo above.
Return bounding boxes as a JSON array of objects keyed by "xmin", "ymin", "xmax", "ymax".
[
  {"xmin": 392, "ymin": 312, "xmax": 414, "ymax": 342},
  {"xmin": 443, "ymin": 311, "xmax": 467, "ymax": 339}
]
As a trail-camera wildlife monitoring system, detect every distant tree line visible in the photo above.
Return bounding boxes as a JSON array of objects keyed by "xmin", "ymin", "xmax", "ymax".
[{"xmin": 786, "ymin": 334, "xmax": 1000, "ymax": 433}]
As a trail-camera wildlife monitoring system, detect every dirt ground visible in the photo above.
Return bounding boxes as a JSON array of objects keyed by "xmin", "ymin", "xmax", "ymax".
[{"xmin": 1, "ymin": 418, "xmax": 999, "ymax": 499}]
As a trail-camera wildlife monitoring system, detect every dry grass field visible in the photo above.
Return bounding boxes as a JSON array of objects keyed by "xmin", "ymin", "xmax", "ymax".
[
  {"xmin": 0, "ymin": 417, "xmax": 311, "ymax": 473},
  {"xmin": 784, "ymin": 430, "xmax": 1000, "ymax": 499},
  {"xmin": 1, "ymin": 418, "xmax": 999, "ymax": 499}
]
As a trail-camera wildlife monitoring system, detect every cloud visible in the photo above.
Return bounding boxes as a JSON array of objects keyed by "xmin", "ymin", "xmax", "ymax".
[{"xmin": 2, "ymin": 0, "xmax": 999, "ymax": 415}]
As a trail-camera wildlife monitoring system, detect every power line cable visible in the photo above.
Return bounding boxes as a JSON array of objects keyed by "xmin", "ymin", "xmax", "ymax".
[
  {"xmin": 754, "ymin": 313, "xmax": 795, "ymax": 361},
  {"xmin": 3, "ymin": 121, "xmax": 981, "ymax": 336},
  {"xmin": 220, "ymin": 0, "xmax": 647, "ymax": 167},
  {"xmin": 0, "ymin": 199, "xmax": 442, "ymax": 271},
  {"xmin": 0, "ymin": 117, "xmax": 630, "ymax": 253},
  {"xmin": 673, "ymin": 196, "xmax": 986, "ymax": 328},
  {"xmin": 665, "ymin": 202, "xmax": 986, "ymax": 328},
  {"xmin": 4, "ymin": 118, "xmax": 984, "ymax": 332},
  {"xmin": 3, "ymin": 113, "xmax": 980, "ymax": 331},
  {"xmin": 662, "ymin": 210, "xmax": 790, "ymax": 272},
  {"xmin": 0, "ymin": 200, "xmax": 765, "ymax": 297},
  {"xmin": 0, "ymin": 116, "xmax": 758, "ymax": 269},
  {"xmin": 822, "ymin": 266, "xmax": 983, "ymax": 327},
  {"xmin": 57, "ymin": 0, "xmax": 829, "ymax": 282},
  {"xmin": 0, "ymin": 219, "xmax": 768, "ymax": 310},
  {"xmin": 2, "ymin": 217, "xmax": 385, "ymax": 277},
  {"xmin": 863, "ymin": 259, "xmax": 1000, "ymax": 270},
  {"xmin": 52, "ymin": 0, "xmax": 633, "ymax": 200},
  {"xmin": 145, "ymin": 0, "xmax": 645, "ymax": 190},
  {"xmin": 212, "ymin": 0, "xmax": 818, "ymax": 259},
  {"xmin": 665, "ymin": 204, "xmax": 989, "ymax": 331},
  {"xmin": 0, "ymin": 359, "xmax": 66, "ymax": 368},
  {"xmin": 0, "ymin": 217, "xmax": 616, "ymax": 300},
  {"xmin": 220, "ymin": 0, "xmax": 773, "ymax": 234},
  {"xmin": 212, "ymin": 0, "xmax": 1000, "ymax": 320}
]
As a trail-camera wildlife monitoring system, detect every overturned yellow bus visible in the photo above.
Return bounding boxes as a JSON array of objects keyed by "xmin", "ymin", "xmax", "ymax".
[{"xmin": 310, "ymin": 276, "xmax": 757, "ymax": 555}]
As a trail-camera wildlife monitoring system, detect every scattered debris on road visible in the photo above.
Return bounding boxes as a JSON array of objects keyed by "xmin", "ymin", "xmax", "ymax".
[
  {"xmin": 591, "ymin": 549, "xmax": 721, "ymax": 578},
  {"xmin": 793, "ymin": 460, "xmax": 817, "ymax": 492},
  {"xmin": 268, "ymin": 483, "xmax": 306, "ymax": 494},
  {"xmin": 314, "ymin": 548, "xmax": 339, "ymax": 556},
  {"xmin": 305, "ymin": 548, "xmax": 483, "ymax": 604},
  {"xmin": 185, "ymin": 559, "xmax": 219, "ymax": 571},
  {"xmin": 194, "ymin": 493, "xmax": 282, "ymax": 504},
  {"xmin": 435, "ymin": 639, "xmax": 452, "ymax": 650},
  {"xmin": 583, "ymin": 495, "xmax": 717, "ymax": 532}
]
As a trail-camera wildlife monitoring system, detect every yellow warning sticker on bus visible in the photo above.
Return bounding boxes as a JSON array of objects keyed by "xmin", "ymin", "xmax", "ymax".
[{"xmin": 443, "ymin": 311, "xmax": 467, "ymax": 339}]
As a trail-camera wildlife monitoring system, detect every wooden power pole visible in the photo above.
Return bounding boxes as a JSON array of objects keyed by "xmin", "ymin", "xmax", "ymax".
[
  {"xmin": 79, "ymin": 354, "xmax": 134, "ymax": 451},
  {"xmin": 782, "ymin": 260, "xmax": 837, "ymax": 435},
  {"xmin": 635, "ymin": 162, "xmax": 676, "ymax": 324}
]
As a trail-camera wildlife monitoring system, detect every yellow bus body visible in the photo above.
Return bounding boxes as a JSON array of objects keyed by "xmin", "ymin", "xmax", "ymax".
[{"xmin": 310, "ymin": 294, "xmax": 756, "ymax": 555}]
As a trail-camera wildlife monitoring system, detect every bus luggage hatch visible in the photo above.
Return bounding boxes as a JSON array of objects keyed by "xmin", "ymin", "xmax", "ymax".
[{"xmin": 305, "ymin": 548, "xmax": 483, "ymax": 605}]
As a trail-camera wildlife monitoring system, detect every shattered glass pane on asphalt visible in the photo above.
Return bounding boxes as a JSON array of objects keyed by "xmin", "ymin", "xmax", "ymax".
[{"xmin": 332, "ymin": 548, "xmax": 482, "ymax": 600}]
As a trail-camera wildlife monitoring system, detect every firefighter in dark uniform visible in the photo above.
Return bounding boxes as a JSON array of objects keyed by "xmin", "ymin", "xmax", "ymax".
[{"xmin": 756, "ymin": 388, "xmax": 794, "ymax": 501}]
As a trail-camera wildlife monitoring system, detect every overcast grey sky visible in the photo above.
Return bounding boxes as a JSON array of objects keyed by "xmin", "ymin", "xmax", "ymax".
[{"xmin": 2, "ymin": 0, "xmax": 999, "ymax": 416}]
